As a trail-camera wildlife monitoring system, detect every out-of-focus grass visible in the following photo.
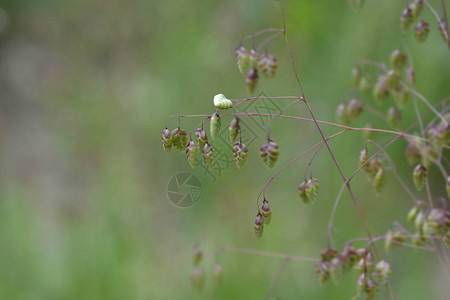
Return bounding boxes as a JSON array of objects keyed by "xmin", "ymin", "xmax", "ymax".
[{"xmin": 0, "ymin": 0, "xmax": 448, "ymax": 299}]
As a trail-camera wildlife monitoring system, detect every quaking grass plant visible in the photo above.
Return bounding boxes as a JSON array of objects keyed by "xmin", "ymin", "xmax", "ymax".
[{"xmin": 163, "ymin": 0, "xmax": 450, "ymax": 298}]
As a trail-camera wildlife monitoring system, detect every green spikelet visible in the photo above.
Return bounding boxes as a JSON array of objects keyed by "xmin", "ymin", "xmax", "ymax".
[
  {"xmin": 346, "ymin": 98, "xmax": 364, "ymax": 121},
  {"xmin": 390, "ymin": 49, "xmax": 407, "ymax": 70},
  {"xmin": 213, "ymin": 93, "xmax": 233, "ymax": 109},
  {"xmin": 336, "ymin": 103, "xmax": 351, "ymax": 126},
  {"xmin": 410, "ymin": 0, "xmax": 423, "ymax": 20},
  {"xmin": 413, "ymin": 164, "xmax": 427, "ymax": 191},
  {"xmin": 415, "ymin": 20, "xmax": 430, "ymax": 43},
  {"xmin": 186, "ymin": 140, "xmax": 198, "ymax": 168},
  {"xmin": 254, "ymin": 213, "xmax": 264, "ymax": 238},
  {"xmin": 407, "ymin": 206, "xmax": 419, "ymax": 223},
  {"xmin": 195, "ymin": 127, "xmax": 207, "ymax": 151},
  {"xmin": 359, "ymin": 75, "xmax": 371, "ymax": 96},
  {"xmin": 249, "ymin": 48, "xmax": 258, "ymax": 67},
  {"xmin": 386, "ymin": 69, "xmax": 400, "ymax": 90},
  {"xmin": 258, "ymin": 54, "xmax": 277, "ymax": 79},
  {"xmin": 351, "ymin": 65, "xmax": 362, "ymax": 87},
  {"xmin": 190, "ymin": 267, "xmax": 205, "ymax": 291},
  {"xmin": 260, "ymin": 139, "xmax": 279, "ymax": 168},
  {"xmin": 363, "ymin": 123, "xmax": 376, "ymax": 141},
  {"xmin": 359, "ymin": 147, "xmax": 368, "ymax": 167},
  {"xmin": 305, "ymin": 178, "xmax": 319, "ymax": 203},
  {"xmin": 373, "ymin": 76, "xmax": 390, "ymax": 104},
  {"xmin": 162, "ymin": 128, "xmax": 173, "ymax": 153},
  {"xmin": 232, "ymin": 142, "xmax": 248, "ymax": 169},
  {"xmin": 246, "ymin": 68, "xmax": 259, "ymax": 95},
  {"xmin": 401, "ymin": 7, "xmax": 414, "ymax": 32},
  {"xmin": 365, "ymin": 159, "xmax": 382, "ymax": 181},
  {"xmin": 213, "ymin": 264, "xmax": 223, "ymax": 285},
  {"xmin": 172, "ymin": 128, "xmax": 189, "ymax": 151},
  {"xmin": 405, "ymin": 142, "xmax": 421, "ymax": 165},
  {"xmin": 261, "ymin": 199, "xmax": 272, "ymax": 225},
  {"xmin": 387, "ymin": 107, "xmax": 402, "ymax": 129},
  {"xmin": 202, "ymin": 143, "xmax": 214, "ymax": 170},
  {"xmin": 192, "ymin": 244, "xmax": 203, "ymax": 266},
  {"xmin": 298, "ymin": 180, "xmax": 309, "ymax": 204},
  {"xmin": 210, "ymin": 112, "xmax": 221, "ymax": 140},
  {"xmin": 236, "ymin": 45, "xmax": 249, "ymax": 73},
  {"xmin": 228, "ymin": 117, "xmax": 240, "ymax": 143},
  {"xmin": 393, "ymin": 88, "xmax": 409, "ymax": 108},
  {"xmin": 373, "ymin": 166, "xmax": 385, "ymax": 195}
]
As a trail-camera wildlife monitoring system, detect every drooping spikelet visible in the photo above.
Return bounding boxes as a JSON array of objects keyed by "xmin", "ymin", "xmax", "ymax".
[{"xmin": 232, "ymin": 142, "xmax": 248, "ymax": 169}]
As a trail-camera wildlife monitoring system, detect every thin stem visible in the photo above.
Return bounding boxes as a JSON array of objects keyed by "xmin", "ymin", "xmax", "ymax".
[
  {"xmin": 240, "ymin": 28, "xmax": 284, "ymax": 44},
  {"xmin": 215, "ymin": 246, "xmax": 319, "ymax": 262},
  {"xmin": 264, "ymin": 259, "xmax": 290, "ymax": 300}
]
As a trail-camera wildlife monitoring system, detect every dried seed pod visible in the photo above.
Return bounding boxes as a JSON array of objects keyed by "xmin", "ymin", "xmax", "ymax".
[
  {"xmin": 213, "ymin": 93, "xmax": 233, "ymax": 109},
  {"xmin": 373, "ymin": 76, "xmax": 390, "ymax": 104},
  {"xmin": 172, "ymin": 128, "xmax": 189, "ymax": 151},
  {"xmin": 213, "ymin": 264, "xmax": 223, "ymax": 285},
  {"xmin": 258, "ymin": 54, "xmax": 277, "ymax": 79},
  {"xmin": 415, "ymin": 20, "xmax": 430, "ymax": 43},
  {"xmin": 407, "ymin": 205, "xmax": 419, "ymax": 223},
  {"xmin": 228, "ymin": 117, "xmax": 240, "ymax": 143},
  {"xmin": 386, "ymin": 69, "xmax": 400, "ymax": 90},
  {"xmin": 390, "ymin": 49, "xmax": 407, "ymax": 70},
  {"xmin": 192, "ymin": 244, "xmax": 203, "ymax": 266},
  {"xmin": 236, "ymin": 45, "xmax": 249, "ymax": 73},
  {"xmin": 195, "ymin": 127, "xmax": 207, "ymax": 151},
  {"xmin": 190, "ymin": 267, "xmax": 205, "ymax": 290},
  {"xmin": 375, "ymin": 260, "xmax": 392, "ymax": 283},
  {"xmin": 336, "ymin": 102, "xmax": 351, "ymax": 125},
  {"xmin": 186, "ymin": 140, "xmax": 198, "ymax": 168},
  {"xmin": 254, "ymin": 213, "xmax": 264, "ymax": 238},
  {"xmin": 210, "ymin": 112, "xmax": 221, "ymax": 140},
  {"xmin": 232, "ymin": 142, "xmax": 248, "ymax": 169},
  {"xmin": 413, "ymin": 164, "xmax": 427, "ymax": 191},
  {"xmin": 202, "ymin": 143, "xmax": 214, "ymax": 170},
  {"xmin": 363, "ymin": 123, "xmax": 376, "ymax": 141},
  {"xmin": 249, "ymin": 48, "xmax": 258, "ymax": 67},
  {"xmin": 348, "ymin": 0, "xmax": 365, "ymax": 12},
  {"xmin": 359, "ymin": 147, "xmax": 369, "ymax": 167},
  {"xmin": 261, "ymin": 199, "xmax": 272, "ymax": 225},
  {"xmin": 387, "ymin": 107, "xmax": 402, "ymax": 129},
  {"xmin": 439, "ymin": 20, "xmax": 449, "ymax": 43},
  {"xmin": 405, "ymin": 142, "xmax": 421, "ymax": 165},
  {"xmin": 446, "ymin": 176, "xmax": 450, "ymax": 199},
  {"xmin": 359, "ymin": 75, "xmax": 371, "ymax": 96},
  {"xmin": 306, "ymin": 178, "xmax": 320, "ymax": 203},
  {"xmin": 410, "ymin": 0, "xmax": 423, "ymax": 19},
  {"xmin": 298, "ymin": 180, "xmax": 309, "ymax": 204},
  {"xmin": 162, "ymin": 128, "xmax": 173, "ymax": 153},
  {"xmin": 245, "ymin": 68, "xmax": 259, "ymax": 95},
  {"xmin": 351, "ymin": 65, "xmax": 362, "ymax": 87},
  {"xmin": 393, "ymin": 87, "xmax": 409, "ymax": 108},
  {"xmin": 373, "ymin": 166, "xmax": 385, "ymax": 195},
  {"xmin": 260, "ymin": 139, "xmax": 279, "ymax": 168},
  {"xmin": 346, "ymin": 98, "xmax": 364, "ymax": 121},
  {"xmin": 400, "ymin": 7, "xmax": 414, "ymax": 32}
]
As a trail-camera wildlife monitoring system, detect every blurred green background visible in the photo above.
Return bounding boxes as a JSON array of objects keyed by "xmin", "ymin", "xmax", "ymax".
[{"xmin": 0, "ymin": 0, "xmax": 449, "ymax": 299}]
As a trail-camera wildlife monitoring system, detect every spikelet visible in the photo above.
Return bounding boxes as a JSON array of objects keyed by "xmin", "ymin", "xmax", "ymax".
[
  {"xmin": 213, "ymin": 264, "xmax": 223, "ymax": 285},
  {"xmin": 413, "ymin": 164, "xmax": 427, "ymax": 191},
  {"xmin": 254, "ymin": 213, "xmax": 264, "ymax": 238},
  {"xmin": 373, "ymin": 166, "xmax": 385, "ymax": 195},
  {"xmin": 363, "ymin": 123, "xmax": 376, "ymax": 141},
  {"xmin": 359, "ymin": 147, "xmax": 368, "ymax": 167},
  {"xmin": 298, "ymin": 180, "xmax": 309, "ymax": 204},
  {"xmin": 405, "ymin": 142, "xmax": 421, "ymax": 165},
  {"xmin": 415, "ymin": 20, "xmax": 430, "ymax": 43},
  {"xmin": 359, "ymin": 75, "xmax": 371, "ymax": 96},
  {"xmin": 260, "ymin": 139, "xmax": 280, "ymax": 168},
  {"xmin": 172, "ymin": 128, "xmax": 189, "ymax": 151},
  {"xmin": 346, "ymin": 98, "xmax": 364, "ymax": 121},
  {"xmin": 192, "ymin": 244, "xmax": 203, "ymax": 266},
  {"xmin": 246, "ymin": 68, "xmax": 259, "ymax": 95},
  {"xmin": 249, "ymin": 48, "xmax": 258, "ymax": 67},
  {"xmin": 258, "ymin": 54, "xmax": 277, "ymax": 79},
  {"xmin": 228, "ymin": 117, "xmax": 240, "ymax": 143},
  {"xmin": 236, "ymin": 45, "xmax": 249, "ymax": 73},
  {"xmin": 387, "ymin": 107, "xmax": 402, "ymax": 129},
  {"xmin": 186, "ymin": 140, "xmax": 198, "ymax": 168},
  {"xmin": 210, "ymin": 112, "xmax": 221, "ymax": 140},
  {"xmin": 400, "ymin": 7, "xmax": 414, "ymax": 32},
  {"xmin": 305, "ymin": 178, "xmax": 320, "ymax": 203},
  {"xmin": 202, "ymin": 143, "xmax": 214, "ymax": 170},
  {"xmin": 261, "ymin": 199, "xmax": 272, "ymax": 225},
  {"xmin": 213, "ymin": 93, "xmax": 233, "ymax": 109},
  {"xmin": 195, "ymin": 127, "xmax": 207, "ymax": 151},
  {"xmin": 390, "ymin": 49, "xmax": 407, "ymax": 70},
  {"xmin": 336, "ymin": 103, "xmax": 350, "ymax": 125},
  {"xmin": 351, "ymin": 65, "xmax": 362, "ymax": 87},
  {"xmin": 190, "ymin": 267, "xmax": 205, "ymax": 290},
  {"xmin": 232, "ymin": 142, "xmax": 248, "ymax": 169},
  {"xmin": 373, "ymin": 76, "xmax": 390, "ymax": 104},
  {"xmin": 410, "ymin": 0, "xmax": 423, "ymax": 19},
  {"xmin": 386, "ymin": 69, "xmax": 400, "ymax": 90},
  {"xmin": 162, "ymin": 128, "xmax": 172, "ymax": 153},
  {"xmin": 393, "ymin": 88, "xmax": 409, "ymax": 108}
]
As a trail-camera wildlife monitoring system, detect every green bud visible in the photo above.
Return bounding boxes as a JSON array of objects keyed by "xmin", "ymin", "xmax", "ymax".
[
  {"xmin": 210, "ymin": 112, "xmax": 221, "ymax": 140},
  {"xmin": 214, "ymin": 264, "xmax": 223, "ymax": 285},
  {"xmin": 298, "ymin": 180, "xmax": 309, "ymax": 204},
  {"xmin": 359, "ymin": 75, "xmax": 371, "ymax": 96},
  {"xmin": 254, "ymin": 213, "xmax": 264, "ymax": 238},
  {"xmin": 261, "ymin": 199, "xmax": 272, "ymax": 225},
  {"xmin": 258, "ymin": 54, "xmax": 277, "ymax": 79},
  {"xmin": 236, "ymin": 45, "xmax": 249, "ymax": 73},
  {"xmin": 195, "ymin": 127, "xmax": 208, "ymax": 151},
  {"xmin": 202, "ymin": 143, "xmax": 214, "ymax": 170},
  {"xmin": 373, "ymin": 167, "xmax": 385, "ymax": 195},
  {"xmin": 390, "ymin": 49, "xmax": 408, "ymax": 70},
  {"xmin": 413, "ymin": 164, "xmax": 427, "ymax": 191},
  {"xmin": 186, "ymin": 140, "xmax": 198, "ymax": 168},
  {"xmin": 387, "ymin": 107, "xmax": 402, "ymax": 129},
  {"xmin": 373, "ymin": 76, "xmax": 390, "ymax": 104},
  {"xmin": 306, "ymin": 178, "xmax": 320, "ymax": 203},
  {"xmin": 228, "ymin": 117, "xmax": 240, "ymax": 143},
  {"xmin": 172, "ymin": 128, "xmax": 189, "ymax": 151},
  {"xmin": 351, "ymin": 65, "xmax": 362, "ymax": 87},
  {"xmin": 400, "ymin": 7, "xmax": 414, "ymax": 32},
  {"xmin": 393, "ymin": 88, "xmax": 409, "ymax": 108},
  {"xmin": 232, "ymin": 141, "xmax": 248, "ymax": 169},
  {"xmin": 213, "ymin": 93, "xmax": 233, "ymax": 109},
  {"xmin": 346, "ymin": 98, "xmax": 364, "ymax": 121},
  {"xmin": 245, "ymin": 68, "xmax": 259, "ymax": 95},
  {"xmin": 415, "ymin": 20, "xmax": 430, "ymax": 43},
  {"xmin": 190, "ymin": 267, "xmax": 205, "ymax": 290},
  {"xmin": 260, "ymin": 139, "xmax": 280, "ymax": 168},
  {"xmin": 162, "ymin": 128, "xmax": 173, "ymax": 153},
  {"xmin": 386, "ymin": 69, "xmax": 400, "ymax": 90}
]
